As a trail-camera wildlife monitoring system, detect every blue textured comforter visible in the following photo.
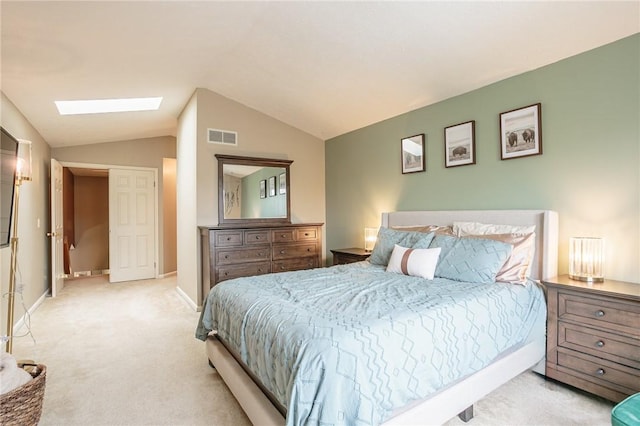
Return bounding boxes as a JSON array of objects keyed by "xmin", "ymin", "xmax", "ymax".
[{"xmin": 196, "ymin": 262, "xmax": 546, "ymax": 426}]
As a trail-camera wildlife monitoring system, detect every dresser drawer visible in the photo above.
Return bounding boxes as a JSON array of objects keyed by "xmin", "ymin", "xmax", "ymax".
[
  {"xmin": 558, "ymin": 292, "xmax": 640, "ymax": 336},
  {"xmin": 272, "ymin": 229, "xmax": 295, "ymax": 243},
  {"xmin": 273, "ymin": 257, "xmax": 318, "ymax": 273},
  {"xmin": 216, "ymin": 262, "xmax": 271, "ymax": 282},
  {"xmin": 557, "ymin": 349, "xmax": 640, "ymax": 394},
  {"xmin": 244, "ymin": 230, "xmax": 270, "ymax": 245},
  {"xmin": 558, "ymin": 322, "xmax": 640, "ymax": 369},
  {"xmin": 296, "ymin": 227, "xmax": 318, "ymax": 241},
  {"xmin": 216, "ymin": 247, "xmax": 270, "ymax": 265},
  {"xmin": 272, "ymin": 243, "xmax": 317, "ymax": 260},
  {"xmin": 214, "ymin": 230, "xmax": 243, "ymax": 247}
]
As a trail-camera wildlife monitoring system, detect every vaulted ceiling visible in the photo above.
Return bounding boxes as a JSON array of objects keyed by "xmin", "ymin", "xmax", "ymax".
[{"xmin": 2, "ymin": 1, "xmax": 638, "ymax": 148}]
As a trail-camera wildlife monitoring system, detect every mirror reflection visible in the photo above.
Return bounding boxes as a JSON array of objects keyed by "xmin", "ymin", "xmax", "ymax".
[
  {"xmin": 216, "ymin": 154, "xmax": 292, "ymax": 225},
  {"xmin": 222, "ymin": 164, "xmax": 287, "ymax": 220}
]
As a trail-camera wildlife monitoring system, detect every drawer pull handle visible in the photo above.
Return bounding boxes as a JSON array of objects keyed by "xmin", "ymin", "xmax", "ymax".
[
  {"xmin": 304, "ymin": 233, "xmax": 309, "ymax": 236},
  {"xmin": 595, "ymin": 310, "xmax": 605, "ymax": 318},
  {"xmin": 224, "ymin": 255, "xmax": 229, "ymax": 259},
  {"xmin": 226, "ymin": 237, "xmax": 231, "ymax": 241},
  {"xmin": 596, "ymin": 368, "xmax": 605, "ymax": 376},
  {"xmin": 280, "ymin": 250, "xmax": 286, "ymax": 254},
  {"xmin": 224, "ymin": 272, "xmax": 229, "ymax": 276},
  {"xmin": 595, "ymin": 340, "xmax": 605, "ymax": 348},
  {"xmin": 281, "ymin": 234, "xmax": 286, "ymax": 238},
  {"xmin": 255, "ymin": 236, "xmax": 261, "ymax": 240},
  {"xmin": 280, "ymin": 266, "xmax": 285, "ymax": 270},
  {"xmin": 307, "ymin": 248, "xmax": 311, "ymax": 252},
  {"xmin": 257, "ymin": 268, "xmax": 262, "ymax": 272}
]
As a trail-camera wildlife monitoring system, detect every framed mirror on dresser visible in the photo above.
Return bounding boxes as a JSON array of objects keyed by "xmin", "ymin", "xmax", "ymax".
[
  {"xmin": 216, "ymin": 154, "xmax": 292, "ymax": 226},
  {"xmin": 199, "ymin": 154, "xmax": 323, "ymax": 306}
]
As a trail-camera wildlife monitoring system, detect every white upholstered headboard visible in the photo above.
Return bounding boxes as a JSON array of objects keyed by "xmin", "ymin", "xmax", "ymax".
[{"xmin": 381, "ymin": 210, "xmax": 559, "ymax": 281}]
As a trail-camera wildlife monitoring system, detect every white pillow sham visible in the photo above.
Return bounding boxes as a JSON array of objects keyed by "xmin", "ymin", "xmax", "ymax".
[
  {"xmin": 386, "ymin": 244, "xmax": 442, "ymax": 280},
  {"xmin": 454, "ymin": 221, "xmax": 536, "ymax": 236}
]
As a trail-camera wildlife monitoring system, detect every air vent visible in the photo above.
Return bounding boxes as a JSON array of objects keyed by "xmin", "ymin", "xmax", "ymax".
[{"xmin": 208, "ymin": 128, "xmax": 237, "ymax": 146}]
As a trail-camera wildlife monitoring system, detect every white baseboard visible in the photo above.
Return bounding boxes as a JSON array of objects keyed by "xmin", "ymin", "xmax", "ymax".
[
  {"xmin": 175, "ymin": 285, "xmax": 198, "ymax": 311},
  {"xmin": 13, "ymin": 290, "xmax": 48, "ymax": 335},
  {"xmin": 159, "ymin": 271, "xmax": 177, "ymax": 279}
]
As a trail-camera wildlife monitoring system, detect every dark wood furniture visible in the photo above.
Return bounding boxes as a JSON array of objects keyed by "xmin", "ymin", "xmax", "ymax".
[
  {"xmin": 543, "ymin": 275, "xmax": 640, "ymax": 402},
  {"xmin": 330, "ymin": 248, "xmax": 370, "ymax": 265},
  {"xmin": 201, "ymin": 224, "xmax": 323, "ymax": 301}
]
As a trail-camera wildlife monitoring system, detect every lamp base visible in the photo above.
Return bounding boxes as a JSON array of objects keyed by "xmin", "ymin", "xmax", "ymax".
[{"xmin": 569, "ymin": 274, "xmax": 604, "ymax": 283}]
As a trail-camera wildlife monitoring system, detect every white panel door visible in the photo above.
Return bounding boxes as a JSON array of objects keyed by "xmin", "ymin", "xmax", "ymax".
[
  {"xmin": 49, "ymin": 158, "xmax": 64, "ymax": 296},
  {"xmin": 109, "ymin": 169, "xmax": 156, "ymax": 283}
]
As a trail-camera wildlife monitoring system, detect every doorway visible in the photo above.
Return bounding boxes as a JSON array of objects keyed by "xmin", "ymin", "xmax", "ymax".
[
  {"xmin": 64, "ymin": 166, "xmax": 109, "ymax": 278},
  {"xmin": 51, "ymin": 161, "xmax": 160, "ymax": 295}
]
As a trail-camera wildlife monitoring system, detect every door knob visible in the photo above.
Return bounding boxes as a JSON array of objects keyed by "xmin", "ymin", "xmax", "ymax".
[{"xmin": 47, "ymin": 232, "xmax": 57, "ymax": 237}]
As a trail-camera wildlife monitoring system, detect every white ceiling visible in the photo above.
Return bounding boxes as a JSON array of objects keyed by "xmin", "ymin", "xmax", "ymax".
[{"xmin": 1, "ymin": 1, "xmax": 638, "ymax": 148}]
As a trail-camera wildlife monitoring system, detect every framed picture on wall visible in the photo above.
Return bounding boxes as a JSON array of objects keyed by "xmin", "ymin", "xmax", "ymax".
[
  {"xmin": 444, "ymin": 120, "xmax": 475, "ymax": 168},
  {"xmin": 499, "ymin": 103, "xmax": 542, "ymax": 160},
  {"xmin": 278, "ymin": 172, "xmax": 286, "ymax": 194},
  {"xmin": 259, "ymin": 179, "xmax": 266, "ymax": 199},
  {"xmin": 268, "ymin": 176, "xmax": 276, "ymax": 197},
  {"xmin": 401, "ymin": 133, "xmax": 425, "ymax": 174}
]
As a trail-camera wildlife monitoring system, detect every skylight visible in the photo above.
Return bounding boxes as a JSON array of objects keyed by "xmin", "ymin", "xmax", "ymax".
[{"xmin": 55, "ymin": 97, "xmax": 163, "ymax": 115}]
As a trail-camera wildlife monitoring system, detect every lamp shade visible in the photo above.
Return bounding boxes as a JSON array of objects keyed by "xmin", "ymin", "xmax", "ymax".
[
  {"xmin": 569, "ymin": 237, "xmax": 604, "ymax": 282},
  {"xmin": 16, "ymin": 140, "xmax": 32, "ymax": 182},
  {"xmin": 364, "ymin": 228, "xmax": 378, "ymax": 252}
]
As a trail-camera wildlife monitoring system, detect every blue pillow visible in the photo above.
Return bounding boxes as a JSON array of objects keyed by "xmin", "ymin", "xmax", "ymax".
[
  {"xmin": 369, "ymin": 227, "xmax": 435, "ymax": 265},
  {"xmin": 429, "ymin": 235, "xmax": 513, "ymax": 283}
]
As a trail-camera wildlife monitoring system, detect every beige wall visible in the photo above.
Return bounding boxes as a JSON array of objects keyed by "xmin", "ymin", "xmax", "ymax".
[
  {"xmin": 1, "ymin": 92, "xmax": 51, "ymax": 337},
  {"xmin": 194, "ymin": 88, "xmax": 326, "ymax": 227},
  {"xmin": 177, "ymin": 88, "xmax": 326, "ymax": 308},
  {"xmin": 162, "ymin": 158, "xmax": 177, "ymax": 274},
  {"xmin": 176, "ymin": 93, "xmax": 199, "ymax": 305},
  {"xmin": 52, "ymin": 136, "xmax": 176, "ymax": 275},
  {"xmin": 69, "ymin": 176, "xmax": 109, "ymax": 273}
]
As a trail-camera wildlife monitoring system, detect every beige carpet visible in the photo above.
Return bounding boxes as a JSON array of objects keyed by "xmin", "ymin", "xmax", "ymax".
[{"xmin": 11, "ymin": 275, "xmax": 614, "ymax": 426}]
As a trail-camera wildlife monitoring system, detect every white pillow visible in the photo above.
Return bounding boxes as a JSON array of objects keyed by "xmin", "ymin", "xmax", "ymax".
[
  {"xmin": 386, "ymin": 244, "xmax": 442, "ymax": 280},
  {"xmin": 454, "ymin": 221, "xmax": 536, "ymax": 236}
]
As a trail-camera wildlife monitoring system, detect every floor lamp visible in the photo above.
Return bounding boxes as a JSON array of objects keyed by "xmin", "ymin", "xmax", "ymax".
[{"xmin": 5, "ymin": 140, "xmax": 32, "ymax": 354}]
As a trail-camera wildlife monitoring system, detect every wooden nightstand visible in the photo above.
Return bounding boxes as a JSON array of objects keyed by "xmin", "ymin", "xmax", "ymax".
[
  {"xmin": 330, "ymin": 248, "xmax": 370, "ymax": 265},
  {"xmin": 543, "ymin": 275, "xmax": 640, "ymax": 402}
]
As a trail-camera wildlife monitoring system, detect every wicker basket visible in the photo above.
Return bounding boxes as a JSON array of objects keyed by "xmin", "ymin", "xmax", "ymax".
[{"xmin": 0, "ymin": 363, "xmax": 46, "ymax": 426}]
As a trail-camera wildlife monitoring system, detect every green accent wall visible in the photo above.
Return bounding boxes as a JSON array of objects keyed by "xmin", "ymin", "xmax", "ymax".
[
  {"xmin": 325, "ymin": 34, "xmax": 639, "ymax": 283},
  {"xmin": 240, "ymin": 167, "xmax": 287, "ymax": 218}
]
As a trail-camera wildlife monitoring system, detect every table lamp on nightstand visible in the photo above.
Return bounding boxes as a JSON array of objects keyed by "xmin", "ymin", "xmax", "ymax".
[
  {"xmin": 364, "ymin": 228, "xmax": 378, "ymax": 252},
  {"xmin": 569, "ymin": 237, "xmax": 604, "ymax": 283}
]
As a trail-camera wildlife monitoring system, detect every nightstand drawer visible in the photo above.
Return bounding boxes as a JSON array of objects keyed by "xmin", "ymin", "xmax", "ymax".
[
  {"xmin": 544, "ymin": 276, "xmax": 640, "ymax": 403},
  {"xmin": 559, "ymin": 322, "xmax": 640, "ymax": 369},
  {"xmin": 557, "ymin": 349, "xmax": 640, "ymax": 393},
  {"xmin": 558, "ymin": 292, "xmax": 640, "ymax": 336}
]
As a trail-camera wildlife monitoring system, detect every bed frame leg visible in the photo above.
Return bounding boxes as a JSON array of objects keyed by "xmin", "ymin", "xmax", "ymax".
[{"xmin": 458, "ymin": 405, "xmax": 473, "ymax": 422}]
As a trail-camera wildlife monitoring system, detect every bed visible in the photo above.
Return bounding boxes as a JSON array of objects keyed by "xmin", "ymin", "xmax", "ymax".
[{"xmin": 196, "ymin": 209, "xmax": 559, "ymax": 425}]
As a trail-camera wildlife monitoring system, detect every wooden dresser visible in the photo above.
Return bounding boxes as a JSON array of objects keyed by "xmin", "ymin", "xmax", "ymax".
[
  {"xmin": 543, "ymin": 275, "xmax": 640, "ymax": 402},
  {"xmin": 200, "ymin": 223, "xmax": 323, "ymax": 301}
]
